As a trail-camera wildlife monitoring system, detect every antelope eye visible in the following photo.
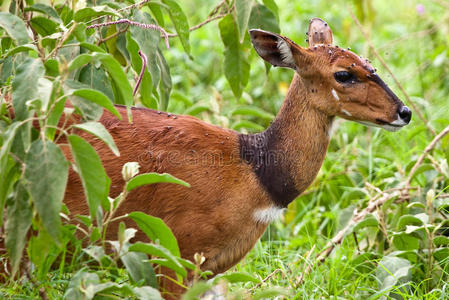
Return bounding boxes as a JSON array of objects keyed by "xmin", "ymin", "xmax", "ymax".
[{"xmin": 334, "ymin": 71, "xmax": 356, "ymax": 84}]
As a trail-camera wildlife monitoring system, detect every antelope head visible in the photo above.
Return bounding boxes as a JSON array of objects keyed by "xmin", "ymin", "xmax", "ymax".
[{"xmin": 249, "ymin": 18, "xmax": 411, "ymax": 131}]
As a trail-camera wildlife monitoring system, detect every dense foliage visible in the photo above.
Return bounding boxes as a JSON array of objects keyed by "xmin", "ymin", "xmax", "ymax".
[{"xmin": 0, "ymin": 0, "xmax": 448, "ymax": 299}]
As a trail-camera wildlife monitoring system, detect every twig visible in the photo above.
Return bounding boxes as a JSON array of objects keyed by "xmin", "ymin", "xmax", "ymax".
[
  {"xmin": 167, "ymin": 12, "xmax": 229, "ymax": 38},
  {"xmin": 86, "ymin": 0, "xmax": 152, "ymax": 25},
  {"xmin": 406, "ymin": 125, "xmax": 449, "ymax": 187},
  {"xmin": 250, "ymin": 268, "xmax": 282, "ymax": 291},
  {"xmin": 97, "ymin": 24, "xmax": 129, "ymax": 45},
  {"xmin": 348, "ymin": 8, "xmax": 436, "ymax": 136},
  {"xmin": 87, "ymin": 19, "xmax": 170, "ymax": 49},
  {"xmin": 133, "ymin": 50, "xmax": 148, "ymax": 96},
  {"xmin": 296, "ymin": 191, "xmax": 399, "ymax": 286}
]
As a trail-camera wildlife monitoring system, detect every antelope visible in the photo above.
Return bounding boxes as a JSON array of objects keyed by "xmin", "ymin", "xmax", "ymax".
[{"xmin": 35, "ymin": 18, "xmax": 412, "ymax": 298}]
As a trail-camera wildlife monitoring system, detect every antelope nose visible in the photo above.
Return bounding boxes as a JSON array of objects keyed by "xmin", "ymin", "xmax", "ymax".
[{"xmin": 398, "ymin": 106, "xmax": 411, "ymax": 124}]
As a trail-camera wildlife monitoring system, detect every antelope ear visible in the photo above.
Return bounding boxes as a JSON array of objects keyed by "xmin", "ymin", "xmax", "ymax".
[
  {"xmin": 249, "ymin": 29, "xmax": 300, "ymax": 70},
  {"xmin": 307, "ymin": 18, "xmax": 333, "ymax": 47}
]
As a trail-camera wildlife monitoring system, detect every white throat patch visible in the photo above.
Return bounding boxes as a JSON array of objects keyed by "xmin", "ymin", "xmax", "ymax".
[{"xmin": 253, "ymin": 206, "xmax": 285, "ymax": 224}]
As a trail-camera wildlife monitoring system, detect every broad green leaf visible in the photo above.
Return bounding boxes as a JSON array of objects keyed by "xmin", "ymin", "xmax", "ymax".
[
  {"xmin": 392, "ymin": 232, "xmax": 420, "ymax": 250},
  {"xmin": 219, "ymin": 14, "xmax": 250, "ymax": 99},
  {"xmin": 232, "ymin": 120, "xmax": 264, "ymax": 132},
  {"xmin": 253, "ymin": 288, "xmax": 289, "ymax": 300},
  {"xmin": 248, "ymin": 3, "xmax": 280, "ymax": 33},
  {"xmin": 44, "ymin": 59, "xmax": 59, "ymax": 77},
  {"xmin": 128, "ymin": 212, "xmax": 180, "ymax": 257},
  {"xmin": 71, "ymin": 88, "xmax": 121, "ymax": 119},
  {"xmin": 231, "ymin": 106, "xmax": 275, "ymax": 120},
  {"xmin": 24, "ymin": 140, "xmax": 69, "ymax": 241},
  {"xmin": 30, "ymin": 17, "xmax": 59, "ymax": 36},
  {"xmin": 80, "ymin": 42, "xmax": 106, "ymax": 53},
  {"xmin": 156, "ymin": 47, "xmax": 172, "ymax": 110},
  {"xmin": 129, "ymin": 242, "xmax": 186, "ymax": 277},
  {"xmin": 5, "ymin": 183, "xmax": 32, "ymax": 277},
  {"xmin": 93, "ymin": 52, "xmax": 134, "ymax": 106},
  {"xmin": 433, "ymin": 248, "xmax": 449, "ymax": 263},
  {"xmin": 68, "ymin": 135, "xmax": 111, "ymax": 221},
  {"xmin": 236, "ymin": 0, "xmax": 254, "ymax": 42},
  {"xmin": 24, "ymin": 4, "xmax": 62, "ymax": 23},
  {"xmin": 181, "ymin": 282, "xmax": 212, "ymax": 300},
  {"xmin": 0, "ymin": 12, "xmax": 30, "ymax": 45},
  {"xmin": 121, "ymin": 251, "xmax": 158, "ymax": 288},
  {"xmin": 161, "ymin": 0, "xmax": 190, "ymax": 54},
  {"xmin": 214, "ymin": 272, "xmax": 261, "ymax": 284},
  {"xmin": 73, "ymin": 6, "xmax": 119, "ymax": 22},
  {"xmin": 130, "ymin": 10, "xmax": 161, "ymax": 90},
  {"xmin": 353, "ymin": 215, "xmax": 379, "ymax": 231},
  {"xmin": 5, "ymin": 44, "xmax": 38, "ymax": 57},
  {"xmin": 397, "ymin": 214, "xmax": 423, "ymax": 230},
  {"xmin": 73, "ymin": 122, "xmax": 120, "ymax": 156},
  {"xmin": 133, "ymin": 286, "xmax": 163, "ymax": 300},
  {"xmin": 376, "ymin": 256, "xmax": 411, "ymax": 293},
  {"xmin": 12, "ymin": 58, "xmax": 45, "ymax": 120},
  {"xmin": 65, "ymin": 80, "xmax": 103, "ymax": 121},
  {"xmin": 68, "ymin": 53, "xmax": 93, "ymax": 72},
  {"xmin": 126, "ymin": 32, "xmax": 157, "ymax": 109},
  {"xmin": 262, "ymin": 0, "xmax": 279, "ymax": 21},
  {"xmin": 185, "ymin": 104, "xmax": 210, "ymax": 116},
  {"xmin": 434, "ymin": 236, "xmax": 449, "ymax": 247},
  {"xmin": 126, "ymin": 173, "xmax": 190, "ymax": 191}
]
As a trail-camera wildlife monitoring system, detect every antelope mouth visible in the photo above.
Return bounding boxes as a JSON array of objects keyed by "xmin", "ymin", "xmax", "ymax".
[{"xmin": 356, "ymin": 119, "xmax": 407, "ymax": 132}]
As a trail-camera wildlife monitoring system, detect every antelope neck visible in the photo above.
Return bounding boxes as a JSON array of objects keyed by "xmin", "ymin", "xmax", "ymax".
[{"xmin": 239, "ymin": 73, "xmax": 333, "ymax": 207}]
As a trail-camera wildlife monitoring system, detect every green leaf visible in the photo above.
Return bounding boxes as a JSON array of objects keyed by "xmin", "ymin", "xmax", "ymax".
[
  {"xmin": 397, "ymin": 214, "xmax": 423, "ymax": 230},
  {"xmin": 133, "ymin": 286, "xmax": 163, "ymax": 300},
  {"xmin": 5, "ymin": 183, "xmax": 32, "ymax": 277},
  {"xmin": 12, "ymin": 58, "xmax": 45, "ymax": 120},
  {"xmin": 121, "ymin": 251, "xmax": 158, "ymax": 288},
  {"xmin": 44, "ymin": 59, "xmax": 60, "ymax": 77},
  {"xmin": 129, "ymin": 11, "xmax": 161, "ymax": 90},
  {"xmin": 128, "ymin": 212, "xmax": 180, "ymax": 257},
  {"xmin": 392, "ymin": 232, "xmax": 420, "ymax": 250},
  {"xmin": 0, "ymin": 12, "xmax": 30, "ymax": 45},
  {"xmin": 68, "ymin": 135, "xmax": 111, "ymax": 221},
  {"xmin": 73, "ymin": 6, "xmax": 119, "ymax": 22},
  {"xmin": 71, "ymin": 88, "xmax": 121, "ymax": 119},
  {"xmin": 353, "ymin": 215, "xmax": 379, "ymax": 231},
  {"xmin": 129, "ymin": 242, "xmax": 186, "ymax": 278},
  {"xmin": 262, "ymin": 0, "xmax": 279, "ymax": 22},
  {"xmin": 232, "ymin": 120, "xmax": 264, "ymax": 132},
  {"xmin": 93, "ymin": 52, "xmax": 134, "ymax": 106},
  {"xmin": 5, "ymin": 44, "xmax": 38, "ymax": 57},
  {"xmin": 161, "ymin": 0, "xmax": 190, "ymax": 55},
  {"xmin": 433, "ymin": 248, "xmax": 449, "ymax": 263},
  {"xmin": 214, "ymin": 272, "xmax": 261, "ymax": 284},
  {"xmin": 24, "ymin": 4, "xmax": 62, "ymax": 23},
  {"xmin": 30, "ymin": 17, "xmax": 59, "ymax": 36},
  {"xmin": 126, "ymin": 32, "xmax": 157, "ymax": 109},
  {"xmin": 376, "ymin": 256, "xmax": 411, "ymax": 293},
  {"xmin": 236, "ymin": 0, "xmax": 254, "ymax": 42},
  {"xmin": 253, "ymin": 287, "xmax": 289, "ymax": 300},
  {"xmin": 219, "ymin": 14, "xmax": 250, "ymax": 99},
  {"xmin": 73, "ymin": 122, "xmax": 120, "ymax": 156},
  {"xmin": 248, "ymin": 3, "xmax": 280, "ymax": 33},
  {"xmin": 68, "ymin": 53, "xmax": 93, "ymax": 72},
  {"xmin": 126, "ymin": 173, "xmax": 190, "ymax": 191},
  {"xmin": 231, "ymin": 105, "xmax": 274, "ymax": 120},
  {"xmin": 24, "ymin": 140, "xmax": 69, "ymax": 241},
  {"xmin": 80, "ymin": 42, "xmax": 106, "ymax": 53},
  {"xmin": 156, "ymin": 47, "xmax": 172, "ymax": 110},
  {"xmin": 181, "ymin": 282, "xmax": 212, "ymax": 300},
  {"xmin": 433, "ymin": 236, "xmax": 449, "ymax": 247}
]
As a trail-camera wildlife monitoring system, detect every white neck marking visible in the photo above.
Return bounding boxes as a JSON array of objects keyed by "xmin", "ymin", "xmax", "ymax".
[{"xmin": 253, "ymin": 206, "xmax": 285, "ymax": 223}]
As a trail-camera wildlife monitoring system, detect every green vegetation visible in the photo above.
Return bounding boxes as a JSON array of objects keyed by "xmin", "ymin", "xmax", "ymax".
[{"xmin": 1, "ymin": 0, "xmax": 448, "ymax": 299}]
